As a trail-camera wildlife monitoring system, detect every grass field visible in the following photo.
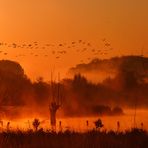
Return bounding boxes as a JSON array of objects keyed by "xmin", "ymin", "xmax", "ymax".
[{"xmin": 0, "ymin": 128, "xmax": 147, "ymax": 148}]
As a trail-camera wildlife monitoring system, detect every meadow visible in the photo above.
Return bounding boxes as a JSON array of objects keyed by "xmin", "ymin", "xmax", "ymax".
[{"xmin": 0, "ymin": 128, "xmax": 147, "ymax": 148}]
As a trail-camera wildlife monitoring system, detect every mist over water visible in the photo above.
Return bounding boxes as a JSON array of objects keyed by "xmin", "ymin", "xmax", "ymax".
[
  {"xmin": 1, "ymin": 109, "xmax": 148, "ymax": 132},
  {"xmin": 0, "ymin": 56, "xmax": 148, "ymax": 132}
]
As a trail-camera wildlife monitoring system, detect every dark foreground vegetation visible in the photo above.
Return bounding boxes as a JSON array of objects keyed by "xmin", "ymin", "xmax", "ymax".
[{"xmin": 0, "ymin": 129, "xmax": 147, "ymax": 148}]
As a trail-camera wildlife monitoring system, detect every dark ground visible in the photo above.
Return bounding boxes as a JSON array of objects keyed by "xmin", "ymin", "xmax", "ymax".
[{"xmin": 0, "ymin": 128, "xmax": 148, "ymax": 148}]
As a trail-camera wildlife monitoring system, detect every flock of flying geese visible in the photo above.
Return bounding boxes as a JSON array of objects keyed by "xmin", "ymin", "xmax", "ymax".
[{"xmin": 0, "ymin": 39, "xmax": 114, "ymax": 63}]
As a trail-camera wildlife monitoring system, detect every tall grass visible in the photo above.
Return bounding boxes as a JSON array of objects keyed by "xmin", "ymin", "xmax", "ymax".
[{"xmin": 0, "ymin": 128, "xmax": 147, "ymax": 148}]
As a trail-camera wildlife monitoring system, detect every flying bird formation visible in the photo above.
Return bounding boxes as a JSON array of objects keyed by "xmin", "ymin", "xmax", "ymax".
[{"xmin": 0, "ymin": 38, "xmax": 114, "ymax": 63}]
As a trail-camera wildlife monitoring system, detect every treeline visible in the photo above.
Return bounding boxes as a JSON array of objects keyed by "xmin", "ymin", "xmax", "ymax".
[{"xmin": 0, "ymin": 57, "xmax": 148, "ymax": 118}]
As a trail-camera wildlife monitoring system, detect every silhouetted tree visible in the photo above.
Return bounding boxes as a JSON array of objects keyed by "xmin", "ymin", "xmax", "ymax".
[
  {"xmin": 32, "ymin": 119, "xmax": 40, "ymax": 131},
  {"xmin": 94, "ymin": 119, "xmax": 104, "ymax": 130}
]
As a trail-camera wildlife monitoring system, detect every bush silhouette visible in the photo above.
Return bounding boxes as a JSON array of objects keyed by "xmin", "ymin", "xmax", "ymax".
[
  {"xmin": 32, "ymin": 119, "xmax": 40, "ymax": 131},
  {"xmin": 94, "ymin": 119, "xmax": 104, "ymax": 130}
]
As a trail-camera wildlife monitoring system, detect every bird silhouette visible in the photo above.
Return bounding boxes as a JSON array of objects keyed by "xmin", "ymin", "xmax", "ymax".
[
  {"xmin": 59, "ymin": 44, "xmax": 63, "ymax": 47},
  {"xmin": 105, "ymin": 43, "xmax": 111, "ymax": 47},
  {"xmin": 82, "ymin": 48, "xmax": 87, "ymax": 52},
  {"xmin": 102, "ymin": 38, "xmax": 106, "ymax": 42},
  {"xmin": 79, "ymin": 40, "xmax": 82, "ymax": 43},
  {"xmin": 92, "ymin": 49, "xmax": 95, "ymax": 52},
  {"xmin": 87, "ymin": 43, "xmax": 91, "ymax": 46},
  {"xmin": 52, "ymin": 51, "xmax": 55, "ymax": 54}
]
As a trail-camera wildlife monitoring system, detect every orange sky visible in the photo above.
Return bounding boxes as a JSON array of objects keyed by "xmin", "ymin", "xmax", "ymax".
[{"xmin": 0, "ymin": 0, "xmax": 148, "ymax": 80}]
